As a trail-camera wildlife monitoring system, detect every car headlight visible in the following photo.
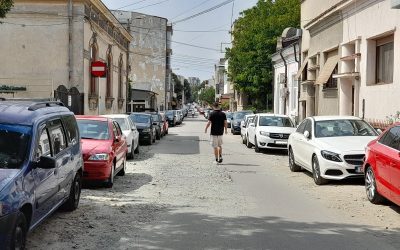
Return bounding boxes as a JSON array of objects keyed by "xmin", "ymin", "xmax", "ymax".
[
  {"xmin": 88, "ymin": 153, "xmax": 109, "ymax": 161},
  {"xmin": 321, "ymin": 150, "xmax": 342, "ymax": 162},
  {"xmin": 259, "ymin": 131, "xmax": 270, "ymax": 137},
  {"xmin": 142, "ymin": 128, "xmax": 151, "ymax": 133}
]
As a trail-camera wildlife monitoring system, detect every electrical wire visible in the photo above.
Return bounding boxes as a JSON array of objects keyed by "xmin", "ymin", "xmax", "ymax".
[
  {"xmin": 115, "ymin": 0, "xmax": 151, "ymax": 10},
  {"xmin": 132, "ymin": 0, "xmax": 170, "ymax": 11},
  {"xmin": 170, "ymin": 0, "xmax": 213, "ymax": 21}
]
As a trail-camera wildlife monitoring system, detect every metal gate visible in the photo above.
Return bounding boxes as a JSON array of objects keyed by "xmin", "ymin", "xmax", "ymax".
[{"xmin": 54, "ymin": 85, "xmax": 84, "ymax": 115}]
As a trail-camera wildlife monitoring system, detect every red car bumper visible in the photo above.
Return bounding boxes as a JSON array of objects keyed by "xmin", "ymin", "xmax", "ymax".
[{"xmin": 83, "ymin": 160, "xmax": 112, "ymax": 181}]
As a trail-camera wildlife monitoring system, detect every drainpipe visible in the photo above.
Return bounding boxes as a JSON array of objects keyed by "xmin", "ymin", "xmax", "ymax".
[
  {"xmin": 126, "ymin": 19, "xmax": 131, "ymax": 113},
  {"xmin": 297, "ymin": 39, "xmax": 302, "ymax": 124},
  {"xmin": 68, "ymin": 0, "xmax": 73, "ymax": 87},
  {"xmin": 280, "ymin": 50, "xmax": 288, "ymax": 115},
  {"xmin": 293, "ymin": 42, "xmax": 299, "ymax": 124}
]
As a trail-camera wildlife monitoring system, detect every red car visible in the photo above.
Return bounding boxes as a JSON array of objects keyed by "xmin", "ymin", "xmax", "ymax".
[
  {"xmin": 363, "ymin": 122, "xmax": 400, "ymax": 206},
  {"xmin": 76, "ymin": 116, "xmax": 128, "ymax": 188},
  {"xmin": 160, "ymin": 113, "xmax": 169, "ymax": 136}
]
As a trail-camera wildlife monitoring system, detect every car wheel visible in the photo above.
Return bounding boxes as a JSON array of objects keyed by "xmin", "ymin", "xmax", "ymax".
[
  {"xmin": 289, "ymin": 148, "xmax": 301, "ymax": 172},
  {"xmin": 312, "ymin": 156, "xmax": 327, "ymax": 185},
  {"xmin": 166, "ymin": 129, "xmax": 168, "ymax": 135},
  {"xmin": 61, "ymin": 172, "xmax": 82, "ymax": 211},
  {"xmin": 152, "ymin": 134, "xmax": 156, "ymax": 143},
  {"xmin": 118, "ymin": 156, "xmax": 126, "ymax": 176},
  {"xmin": 246, "ymin": 134, "xmax": 252, "ymax": 148},
  {"xmin": 156, "ymin": 131, "xmax": 161, "ymax": 140},
  {"xmin": 105, "ymin": 164, "xmax": 114, "ymax": 188},
  {"xmin": 7, "ymin": 211, "xmax": 27, "ymax": 250},
  {"xmin": 128, "ymin": 142, "xmax": 134, "ymax": 159},
  {"xmin": 134, "ymin": 143, "xmax": 140, "ymax": 154},
  {"xmin": 242, "ymin": 134, "xmax": 246, "ymax": 144},
  {"xmin": 254, "ymin": 137, "xmax": 260, "ymax": 153},
  {"xmin": 365, "ymin": 167, "xmax": 385, "ymax": 204}
]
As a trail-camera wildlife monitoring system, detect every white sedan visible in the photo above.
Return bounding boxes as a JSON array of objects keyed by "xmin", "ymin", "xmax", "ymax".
[
  {"xmin": 288, "ymin": 116, "xmax": 378, "ymax": 185},
  {"xmin": 241, "ymin": 114, "xmax": 255, "ymax": 145},
  {"xmin": 102, "ymin": 114, "xmax": 140, "ymax": 159},
  {"xmin": 246, "ymin": 114, "xmax": 296, "ymax": 152}
]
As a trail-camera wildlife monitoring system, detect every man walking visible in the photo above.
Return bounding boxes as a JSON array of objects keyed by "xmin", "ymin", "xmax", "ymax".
[{"xmin": 205, "ymin": 102, "xmax": 227, "ymax": 163}]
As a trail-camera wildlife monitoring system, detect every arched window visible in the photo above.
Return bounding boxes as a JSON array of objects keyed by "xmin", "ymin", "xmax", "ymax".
[
  {"xmin": 90, "ymin": 43, "xmax": 98, "ymax": 95},
  {"xmin": 106, "ymin": 53, "xmax": 112, "ymax": 98},
  {"xmin": 118, "ymin": 55, "xmax": 123, "ymax": 99}
]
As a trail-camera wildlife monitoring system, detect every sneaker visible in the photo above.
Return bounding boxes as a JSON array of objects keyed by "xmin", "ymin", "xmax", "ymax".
[{"xmin": 218, "ymin": 155, "xmax": 223, "ymax": 163}]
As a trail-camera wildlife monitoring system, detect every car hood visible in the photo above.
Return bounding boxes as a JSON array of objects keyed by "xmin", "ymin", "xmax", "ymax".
[
  {"xmin": 315, "ymin": 136, "xmax": 377, "ymax": 153},
  {"xmin": 135, "ymin": 123, "xmax": 151, "ymax": 129},
  {"xmin": 81, "ymin": 139, "xmax": 112, "ymax": 155},
  {"xmin": 258, "ymin": 126, "xmax": 296, "ymax": 134},
  {"xmin": 0, "ymin": 169, "xmax": 19, "ymax": 192}
]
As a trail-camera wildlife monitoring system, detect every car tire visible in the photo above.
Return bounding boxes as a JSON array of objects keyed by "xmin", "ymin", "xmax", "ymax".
[
  {"xmin": 156, "ymin": 131, "xmax": 161, "ymax": 140},
  {"xmin": 166, "ymin": 129, "xmax": 168, "ymax": 135},
  {"xmin": 61, "ymin": 172, "xmax": 82, "ymax": 211},
  {"xmin": 7, "ymin": 211, "xmax": 27, "ymax": 250},
  {"xmin": 254, "ymin": 137, "xmax": 260, "ymax": 153},
  {"xmin": 105, "ymin": 164, "xmax": 114, "ymax": 188},
  {"xmin": 152, "ymin": 134, "xmax": 156, "ymax": 143},
  {"xmin": 134, "ymin": 143, "xmax": 140, "ymax": 154},
  {"xmin": 312, "ymin": 156, "xmax": 327, "ymax": 185},
  {"xmin": 289, "ymin": 148, "xmax": 301, "ymax": 172},
  {"xmin": 118, "ymin": 156, "xmax": 126, "ymax": 176},
  {"xmin": 246, "ymin": 134, "xmax": 252, "ymax": 148},
  {"xmin": 242, "ymin": 134, "xmax": 246, "ymax": 144},
  {"xmin": 365, "ymin": 167, "xmax": 385, "ymax": 204},
  {"xmin": 128, "ymin": 142, "xmax": 134, "ymax": 159}
]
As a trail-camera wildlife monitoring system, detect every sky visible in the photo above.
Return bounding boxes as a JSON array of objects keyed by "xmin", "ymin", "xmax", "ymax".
[{"xmin": 102, "ymin": 0, "xmax": 258, "ymax": 81}]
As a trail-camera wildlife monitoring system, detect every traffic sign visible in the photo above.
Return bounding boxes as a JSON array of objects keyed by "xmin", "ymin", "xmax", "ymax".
[{"xmin": 91, "ymin": 61, "xmax": 107, "ymax": 77}]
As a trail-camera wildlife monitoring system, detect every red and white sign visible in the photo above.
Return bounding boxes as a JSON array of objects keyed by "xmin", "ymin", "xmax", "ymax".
[{"xmin": 91, "ymin": 61, "xmax": 107, "ymax": 77}]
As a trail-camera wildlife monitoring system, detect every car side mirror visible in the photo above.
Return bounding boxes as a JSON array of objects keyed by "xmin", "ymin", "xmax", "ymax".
[
  {"xmin": 377, "ymin": 129, "xmax": 383, "ymax": 135},
  {"xmin": 36, "ymin": 155, "xmax": 56, "ymax": 169},
  {"xmin": 231, "ymin": 117, "xmax": 233, "ymax": 120},
  {"xmin": 303, "ymin": 130, "xmax": 310, "ymax": 139}
]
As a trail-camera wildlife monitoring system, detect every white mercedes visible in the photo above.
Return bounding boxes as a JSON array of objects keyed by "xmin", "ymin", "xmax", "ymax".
[{"xmin": 288, "ymin": 116, "xmax": 378, "ymax": 185}]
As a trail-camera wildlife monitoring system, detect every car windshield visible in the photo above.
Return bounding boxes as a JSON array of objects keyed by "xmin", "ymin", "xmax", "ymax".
[
  {"xmin": 77, "ymin": 120, "xmax": 109, "ymax": 140},
  {"xmin": 259, "ymin": 116, "xmax": 294, "ymax": 127},
  {"xmin": 315, "ymin": 120, "xmax": 377, "ymax": 138},
  {"xmin": 234, "ymin": 112, "xmax": 251, "ymax": 120},
  {"xmin": 113, "ymin": 118, "xmax": 129, "ymax": 131},
  {"xmin": 166, "ymin": 111, "xmax": 174, "ymax": 116},
  {"xmin": 0, "ymin": 124, "xmax": 31, "ymax": 169},
  {"xmin": 152, "ymin": 114, "xmax": 160, "ymax": 122},
  {"xmin": 225, "ymin": 112, "xmax": 233, "ymax": 119},
  {"xmin": 131, "ymin": 114, "xmax": 151, "ymax": 124}
]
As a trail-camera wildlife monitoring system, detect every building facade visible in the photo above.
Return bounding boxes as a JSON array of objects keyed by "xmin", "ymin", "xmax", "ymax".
[
  {"xmin": 0, "ymin": 0, "xmax": 131, "ymax": 115},
  {"xmin": 113, "ymin": 11, "xmax": 171, "ymax": 112}
]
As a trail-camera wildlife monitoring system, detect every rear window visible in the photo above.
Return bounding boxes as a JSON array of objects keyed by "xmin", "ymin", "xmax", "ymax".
[
  {"xmin": 113, "ymin": 118, "xmax": 129, "ymax": 131},
  {"xmin": 131, "ymin": 114, "xmax": 151, "ymax": 124},
  {"xmin": 77, "ymin": 120, "xmax": 109, "ymax": 140}
]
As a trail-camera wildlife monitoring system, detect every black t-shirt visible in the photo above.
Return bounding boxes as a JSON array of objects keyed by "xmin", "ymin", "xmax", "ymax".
[{"xmin": 209, "ymin": 110, "xmax": 227, "ymax": 136}]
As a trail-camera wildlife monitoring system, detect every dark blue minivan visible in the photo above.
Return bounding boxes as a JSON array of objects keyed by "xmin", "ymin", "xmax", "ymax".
[{"xmin": 0, "ymin": 101, "xmax": 83, "ymax": 249}]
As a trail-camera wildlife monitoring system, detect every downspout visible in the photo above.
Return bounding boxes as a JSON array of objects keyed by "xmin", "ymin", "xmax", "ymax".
[
  {"xmin": 126, "ymin": 19, "xmax": 131, "ymax": 113},
  {"xmin": 297, "ymin": 39, "xmax": 302, "ymax": 124},
  {"xmin": 68, "ymin": 0, "xmax": 73, "ymax": 88},
  {"xmin": 293, "ymin": 42, "xmax": 299, "ymax": 124},
  {"xmin": 279, "ymin": 50, "xmax": 288, "ymax": 115}
]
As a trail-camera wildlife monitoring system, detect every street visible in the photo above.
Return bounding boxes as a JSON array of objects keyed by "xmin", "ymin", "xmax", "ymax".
[{"xmin": 27, "ymin": 116, "xmax": 400, "ymax": 250}]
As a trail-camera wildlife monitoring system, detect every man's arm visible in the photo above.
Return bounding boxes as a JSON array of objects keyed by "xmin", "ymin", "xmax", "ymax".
[
  {"xmin": 224, "ymin": 120, "xmax": 228, "ymax": 134},
  {"xmin": 205, "ymin": 120, "xmax": 211, "ymax": 134}
]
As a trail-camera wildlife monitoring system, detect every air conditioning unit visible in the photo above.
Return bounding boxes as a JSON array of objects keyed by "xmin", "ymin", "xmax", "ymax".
[
  {"xmin": 280, "ymin": 87, "xmax": 289, "ymax": 98},
  {"xmin": 278, "ymin": 73, "xmax": 286, "ymax": 84}
]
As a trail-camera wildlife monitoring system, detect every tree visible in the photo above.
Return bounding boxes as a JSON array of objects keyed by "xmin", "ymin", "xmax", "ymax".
[
  {"xmin": 172, "ymin": 73, "xmax": 183, "ymax": 101},
  {"xmin": 0, "ymin": 0, "xmax": 13, "ymax": 19},
  {"xmin": 226, "ymin": 0, "xmax": 300, "ymax": 110},
  {"xmin": 199, "ymin": 86, "xmax": 215, "ymax": 106},
  {"xmin": 183, "ymin": 79, "xmax": 192, "ymax": 103}
]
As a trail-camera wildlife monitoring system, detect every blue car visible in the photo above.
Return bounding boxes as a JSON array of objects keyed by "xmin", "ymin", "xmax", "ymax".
[{"xmin": 0, "ymin": 101, "xmax": 83, "ymax": 249}]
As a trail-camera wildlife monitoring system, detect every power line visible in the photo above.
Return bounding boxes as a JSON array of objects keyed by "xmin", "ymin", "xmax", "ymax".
[
  {"xmin": 174, "ymin": 29, "xmax": 229, "ymax": 33},
  {"xmin": 115, "ymin": 0, "xmax": 151, "ymax": 10},
  {"xmin": 133, "ymin": 0, "xmax": 170, "ymax": 11},
  {"xmin": 173, "ymin": 0, "xmax": 235, "ymax": 25},
  {"xmin": 170, "ymin": 0, "xmax": 213, "ymax": 21}
]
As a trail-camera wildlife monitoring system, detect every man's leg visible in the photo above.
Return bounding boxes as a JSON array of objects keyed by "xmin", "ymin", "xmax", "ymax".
[{"xmin": 214, "ymin": 147, "xmax": 219, "ymax": 160}]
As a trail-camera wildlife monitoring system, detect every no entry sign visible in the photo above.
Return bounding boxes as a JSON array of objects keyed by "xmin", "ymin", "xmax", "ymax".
[{"xmin": 91, "ymin": 61, "xmax": 107, "ymax": 77}]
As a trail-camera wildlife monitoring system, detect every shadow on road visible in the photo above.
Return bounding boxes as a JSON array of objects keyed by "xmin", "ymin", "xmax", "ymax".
[
  {"xmin": 83, "ymin": 173, "xmax": 153, "ymax": 191},
  {"xmin": 152, "ymin": 135, "xmax": 200, "ymax": 155}
]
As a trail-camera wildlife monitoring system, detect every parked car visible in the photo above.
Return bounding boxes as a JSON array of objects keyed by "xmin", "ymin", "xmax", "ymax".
[
  {"xmin": 0, "ymin": 101, "xmax": 83, "ymax": 249},
  {"xmin": 160, "ymin": 113, "xmax": 169, "ymax": 136},
  {"xmin": 102, "ymin": 114, "xmax": 139, "ymax": 159},
  {"xmin": 204, "ymin": 109, "xmax": 212, "ymax": 119},
  {"xmin": 225, "ymin": 112, "xmax": 233, "ymax": 128},
  {"xmin": 76, "ymin": 116, "xmax": 127, "ymax": 188},
  {"xmin": 129, "ymin": 113, "xmax": 156, "ymax": 145},
  {"xmin": 176, "ymin": 110, "xmax": 183, "ymax": 124},
  {"xmin": 246, "ymin": 114, "xmax": 296, "ymax": 152},
  {"xmin": 288, "ymin": 116, "xmax": 378, "ymax": 185},
  {"xmin": 241, "ymin": 114, "xmax": 255, "ymax": 144},
  {"xmin": 363, "ymin": 122, "xmax": 400, "ymax": 206},
  {"xmin": 150, "ymin": 113, "xmax": 163, "ymax": 140},
  {"xmin": 231, "ymin": 110, "xmax": 254, "ymax": 134},
  {"xmin": 165, "ymin": 110, "xmax": 177, "ymax": 127}
]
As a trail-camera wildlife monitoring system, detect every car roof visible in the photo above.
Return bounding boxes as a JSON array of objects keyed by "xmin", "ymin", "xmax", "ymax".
[
  {"xmin": 102, "ymin": 114, "xmax": 129, "ymax": 119},
  {"xmin": 311, "ymin": 116, "xmax": 362, "ymax": 121},
  {"xmin": 0, "ymin": 101, "xmax": 72, "ymax": 126},
  {"xmin": 256, "ymin": 113, "xmax": 290, "ymax": 118},
  {"xmin": 76, "ymin": 115, "xmax": 109, "ymax": 122},
  {"xmin": 130, "ymin": 112, "xmax": 152, "ymax": 116}
]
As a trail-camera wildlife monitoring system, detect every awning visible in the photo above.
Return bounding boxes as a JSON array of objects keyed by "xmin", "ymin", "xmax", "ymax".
[
  {"xmin": 294, "ymin": 57, "xmax": 308, "ymax": 80},
  {"xmin": 315, "ymin": 54, "xmax": 339, "ymax": 85}
]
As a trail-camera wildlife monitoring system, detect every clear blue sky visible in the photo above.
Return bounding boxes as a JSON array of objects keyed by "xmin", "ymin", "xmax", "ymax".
[{"xmin": 102, "ymin": 0, "xmax": 258, "ymax": 81}]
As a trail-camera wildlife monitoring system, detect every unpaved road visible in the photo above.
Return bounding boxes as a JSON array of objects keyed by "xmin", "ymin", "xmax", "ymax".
[{"xmin": 28, "ymin": 116, "xmax": 400, "ymax": 249}]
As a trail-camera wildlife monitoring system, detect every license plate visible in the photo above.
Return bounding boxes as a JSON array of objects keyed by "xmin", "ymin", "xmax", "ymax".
[
  {"xmin": 355, "ymin": 166, "xmax": 362, "ymax": 173},
  {"xmin": 275, "ymin": 140, "xmax": 287, "ymax": 145}
]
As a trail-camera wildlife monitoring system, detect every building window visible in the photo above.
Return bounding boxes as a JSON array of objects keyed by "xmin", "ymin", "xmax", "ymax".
[
  {"xmin": 118, "ymin": 55, "xmax": 123, "ymax": 99},
  {"xmin": 376, "ymin": 35, "xmax": 394, "ymax": 84},
  {"xmin": 106, "ymin": 53, "xmax": 112, "ymax": 98},
  {"xmin": 324, "ymin": 65, "xmax": 338, "ymax": 89},
  {"xmin": 90, "ymin": 43, "xmax": 98, "ymax": 95}
]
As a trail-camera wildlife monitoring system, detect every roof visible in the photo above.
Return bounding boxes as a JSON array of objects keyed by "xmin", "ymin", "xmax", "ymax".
[
  {"xmin": 75, "ymin": 115, "xmax": 109, "ymax": 122},
  {"xmin": 311, "ymin": 116, "xmax": 362, "ymax": 121},
  {"xmin": 0, "ymin": 101, "xmax": 71, "ymax": 126}
]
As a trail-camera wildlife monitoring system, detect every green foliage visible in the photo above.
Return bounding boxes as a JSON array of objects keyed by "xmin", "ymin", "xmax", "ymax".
[
  {"xmin": 0, "ymin": 0, "xmax": 13, "ymax": 19},
  {"xmin": 183, "ymin": 79, "xmax": 192, "ymax": 103},
  {"xmin": 199, "ymin": 87, "xmax": 215, "ymax": 105},
  {"xmin": 172, "ymin": 73, "xmax": 183, "ymax": 101},
  {"xmin": 220, "ymin": 102, "xmax": 229, "ymax": 111},
  {"xmin": 226, "ymin": 0, "xmax": 300, "ymax": 110}
]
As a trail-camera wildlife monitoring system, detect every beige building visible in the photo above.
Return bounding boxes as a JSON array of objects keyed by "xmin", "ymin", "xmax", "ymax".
[
  {"xmin": 299, "ymin": 0, "xmax": 400, "ymax": 123},
  {"xmin": 0, "ymin": 0, "xmax": 132, "ymax": 114}
]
